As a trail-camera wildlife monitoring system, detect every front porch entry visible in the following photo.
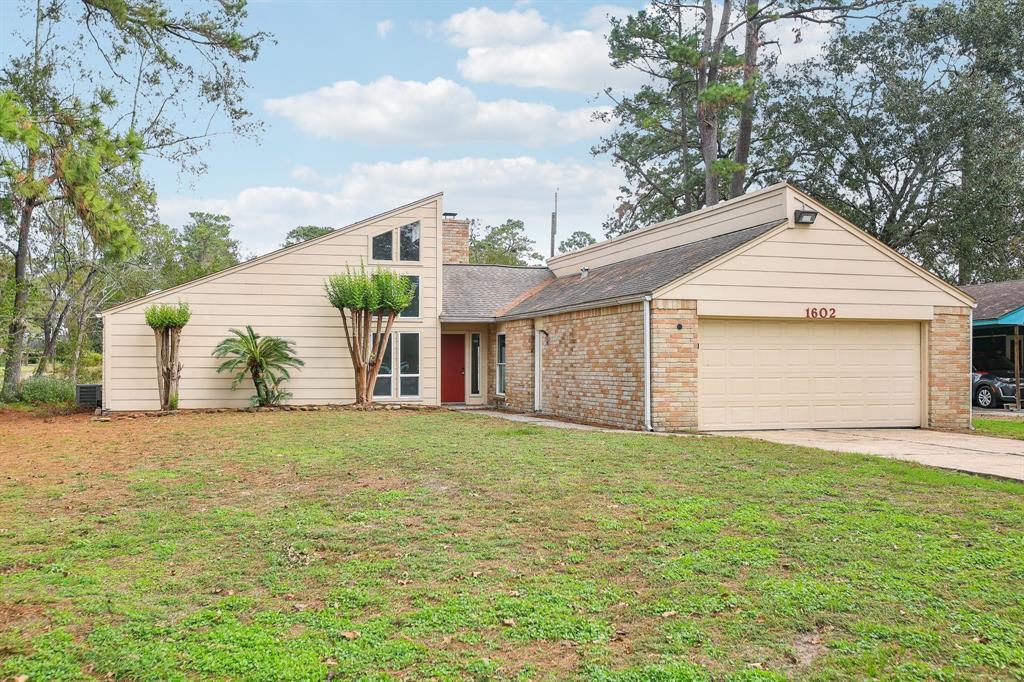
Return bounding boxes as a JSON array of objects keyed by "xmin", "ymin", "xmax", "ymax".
[
  {"xmin": 441, "ymin": 334, "xmax": 465, "ymax": 403},
  {"xmin": 439, "ymin": 325, "xmax": 490, "ymax": 405}
]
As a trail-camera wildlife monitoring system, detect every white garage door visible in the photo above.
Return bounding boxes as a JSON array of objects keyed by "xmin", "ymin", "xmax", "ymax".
[{"xmin": 698, "ymin": 319, "xmax": 922, "ymax": 430}]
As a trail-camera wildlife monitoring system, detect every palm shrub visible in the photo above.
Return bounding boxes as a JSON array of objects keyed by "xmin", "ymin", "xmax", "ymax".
[
  {"xmin": 144, "ymin": 302, "xmax": 190, "ymax": 411},
  {"xmin": 212, "ymin": 326, "xmax": 304, "ymax": 406},
  {"xmin": 324, "ymin": 266, "xmax": 415, "ymax": 404}
]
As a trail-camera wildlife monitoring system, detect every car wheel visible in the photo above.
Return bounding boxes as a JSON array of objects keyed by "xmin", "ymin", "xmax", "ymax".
[{"xmin": 975, "ymin": 385, "xmax": 996, "ymax": 409}]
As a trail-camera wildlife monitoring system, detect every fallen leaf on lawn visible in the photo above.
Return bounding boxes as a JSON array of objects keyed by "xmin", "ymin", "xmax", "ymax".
[
  {"xmin": 292, "ymin": 603, "xmax": 307, "ymax": 611},
  {"xmin": 342, "ymin": 630, "xmax": 360, "ymax": 640},
  {"xmin": 502, "ymin": 618, "xmax": 516, "ymax": 626},
  {"xmin": 661, "ymin": 610, "xmax": 677, "ymax": 618},
  {"xmin": 471, "ymin": 571, "xmax": 482, "ymax": 577}
]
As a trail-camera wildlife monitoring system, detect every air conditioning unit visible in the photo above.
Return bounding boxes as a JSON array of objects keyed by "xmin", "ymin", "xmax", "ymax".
[{"xmin": 76, "ymin": 384, "xmax": 103, "ymax": 409}]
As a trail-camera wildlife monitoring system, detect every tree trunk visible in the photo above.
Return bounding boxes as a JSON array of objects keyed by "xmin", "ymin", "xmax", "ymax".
[
  {"xmin": 153, "ymin": 326, "xmax": 184, "ymax": 411},
  {"xmin": 68, "ymin": 315, "xmax": 89, "ymax": 384},
  {"xmin": 698, "ymin": 103, "xmax": 720, "ymax": 206},
  {"xmin": 729, "ymin": 21, "xmax": 760, "ymax": 199},
  {"xmin": 2, "ymin": 202, "xmax": 35, "ymax": 397}
]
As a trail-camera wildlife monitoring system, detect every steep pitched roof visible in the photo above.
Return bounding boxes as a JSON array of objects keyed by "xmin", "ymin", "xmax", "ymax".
[
  {"xmin": 499, "ymin": 219, "xmax": 785, "ymax": 319},
  {"xmin": 103, "ymin": 192, "xmax": 443, "ymax": 315},
  {"xmin": 441, "ymin": 264, "xmax": 554, "ymax": 321},
  {"xmin": 961, "ymin": 279, "xmax": 1024, "ymax": 321}
]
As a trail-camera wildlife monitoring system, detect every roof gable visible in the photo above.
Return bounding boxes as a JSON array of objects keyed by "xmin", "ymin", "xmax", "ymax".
[
  {"xmin": 499, "ymin": 219, "xmax": 785, "ymax": 319},
  {"xmin": 103, "ymin": 192, "xmax": 443, "ymax": 315}
]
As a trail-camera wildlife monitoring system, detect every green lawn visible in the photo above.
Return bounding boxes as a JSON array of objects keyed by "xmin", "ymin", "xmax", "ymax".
[
  {"xmin": 974, "ymin": 417, "xmax": 1024, "ymax": 441},
  {"xmin": 1, "ymin": 410, "xmax": 1022, "ymax": 681}
]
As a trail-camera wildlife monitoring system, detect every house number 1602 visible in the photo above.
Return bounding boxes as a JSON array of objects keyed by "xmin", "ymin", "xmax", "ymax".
[{"xmin": 805, "ymin": 306, "xmax": 837, "ymax": 318}]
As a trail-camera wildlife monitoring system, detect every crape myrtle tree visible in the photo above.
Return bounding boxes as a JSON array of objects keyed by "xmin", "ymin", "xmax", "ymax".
[
  {"xmin": 595, "ymin": 0, "xmax": 893, "ymax": 236},
  {"xmin": 144, "ymin": 302, "xmax": 190, "ymax": 411},
  {"xmin": 1, "ymin": 0, "xmax": 267, "ymax": 396},
  {"xmin": 324, "ymin": 267, "xmax": 415, "ymax": 405}
]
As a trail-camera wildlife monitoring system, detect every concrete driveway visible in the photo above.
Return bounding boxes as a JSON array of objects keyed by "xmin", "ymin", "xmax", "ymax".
[{"xmin": 713, "ymin": 429, "xmax": 1024, "ymax": 481}]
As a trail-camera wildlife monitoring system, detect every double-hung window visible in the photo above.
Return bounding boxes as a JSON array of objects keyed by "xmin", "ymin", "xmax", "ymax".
[{"xmin": 496, "ymin": 332, "xmax": 507, "ymax": 395}]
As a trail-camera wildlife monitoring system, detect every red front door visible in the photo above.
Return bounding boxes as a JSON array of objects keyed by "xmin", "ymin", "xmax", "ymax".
[{"xmin": 441, "ymin": 334, "xmax": 466, "ymax": 403}]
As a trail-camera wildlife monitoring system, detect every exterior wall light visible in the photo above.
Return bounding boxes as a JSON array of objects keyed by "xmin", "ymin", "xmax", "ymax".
[{"xmin": 794, "ymin": 209, "xmax": 818, "ymax": 225}]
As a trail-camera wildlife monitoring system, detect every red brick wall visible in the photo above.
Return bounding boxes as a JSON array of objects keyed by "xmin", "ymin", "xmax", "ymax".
[
  {"xmin": 928, "ymin": 307, "xmax": 971, "ymax": 429},
  {"xmin": 442, "ymin": 219, "xmax": 470, "ymax": 264},
  {"xmin": 537, "ymin": 303, "xmax": 645, "ymax": 429},
  {"xmin": 650, "ymin": 300, "xmax": 698, "ymax": 431}
]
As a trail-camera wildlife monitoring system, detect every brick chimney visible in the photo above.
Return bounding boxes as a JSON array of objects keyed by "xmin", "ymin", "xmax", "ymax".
[{"xmin": 442, "ymin": 212, "xmax": 470, "ymax": 264}]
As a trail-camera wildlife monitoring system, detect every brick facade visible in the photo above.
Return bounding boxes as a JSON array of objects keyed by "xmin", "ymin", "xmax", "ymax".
[
  {"xmin": 650, "ymin": 300, "xmax": 699, "ymax": 430},
  {"xmin": 928, "ymin": 306, "xmax": 971, "ymax": 429},
  {"xmin": 489, "ymin": 301, "xmax": 971, "ymax": 433},
  {"xmin": 536, "ymin": 303, "xmax": 645, "ymax": 429},
  {"xmin": 494, "ymin": 319, "xmax": 535, "ymax": 412},
  {"xmin": 442, "ymin": 218, "xmax": 470, "ymax": 264}
]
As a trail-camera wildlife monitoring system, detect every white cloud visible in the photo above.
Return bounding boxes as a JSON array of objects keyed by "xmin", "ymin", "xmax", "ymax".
[
  {"xmin": 442, "ymin": 4, "xmax": 833, "ymax": 94},
  {"xmin": 442, "ymin": 6, "xmax": 642, "ymax": 94},
  {"xmin": 441, "ymin": 7, "xmax": 551, "ymax": 48},
  {"xmin": 264, "ymin": 76, "xmax": 611, "ymax": 146},
  {"xmin": 159, "ymin": 157, "xmax": 624, "ymax": 257},
  {"xmin": 375, "ymin": 19, "xmax": 394, "ymax": 39}
]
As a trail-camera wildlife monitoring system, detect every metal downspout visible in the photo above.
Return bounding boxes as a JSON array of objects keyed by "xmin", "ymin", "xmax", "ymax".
[
  {"xmin": 969, "ymin": 307, "xmax": 974, "ymax": 430},
  {"xmin": 644, "ymin": 296, "xmax": 652, "ymax": 431}
]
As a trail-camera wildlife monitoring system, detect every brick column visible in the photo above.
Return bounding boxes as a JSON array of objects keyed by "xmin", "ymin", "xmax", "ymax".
[
  {"xmin": 650, "ymin": 300, "xmax": 698, "ymax": 431},
  {"xmin": 442, "ymin": 218, "xmax": 470, "ymax": 264},
  {"xmin": 928, "ymin": 306, "xmax": 971, "ymax": 429},
  {"xmin": 499, "ymin": 319, "xmax": 535, "ymax": 412}
]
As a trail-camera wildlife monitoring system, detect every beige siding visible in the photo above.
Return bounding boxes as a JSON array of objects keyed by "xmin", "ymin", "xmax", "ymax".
[
  {"xmin": 657, "ymin": 204, "xmax": 967, "ymax": 319},
  {"xmin": 546, "ymin": 183, "xmax": 787, "ymax": 277},
  {"xmin": 102, "ymin": 196, "xmax": 443, "ymax": 410}
]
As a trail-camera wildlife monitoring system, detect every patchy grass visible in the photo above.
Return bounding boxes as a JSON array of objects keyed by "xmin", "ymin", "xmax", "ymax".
[
  {"xmin": 974, "ymin": 417, "xmax": 1024, "ymax": 441},
  {"xmin": 1, "ymin": 410, "xmax": 1022, "ymax": 681}
]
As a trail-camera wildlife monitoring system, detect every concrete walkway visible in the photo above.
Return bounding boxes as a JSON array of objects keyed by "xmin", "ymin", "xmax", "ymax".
[{"xmin": 715, "ymin": 428, "xmax": 1024, "ymax": 481}]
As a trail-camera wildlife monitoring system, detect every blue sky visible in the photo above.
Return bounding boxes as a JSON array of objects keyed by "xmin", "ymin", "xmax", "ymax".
[{"xmin": 2, "ymin": 0, "xmax": 830, "ymax": 258}]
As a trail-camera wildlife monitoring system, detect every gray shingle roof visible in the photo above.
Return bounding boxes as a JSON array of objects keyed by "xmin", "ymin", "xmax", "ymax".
[
  {"xmin": 961, "ymin": 279, "xmax": 1024, "ymax": 321},
  {"xmin": 499, "ymin": 219, "xmax": 785, "ymax": 318},
  {"xmin": 442, "ymin": 264, "xmax": 554, "ymax": 321}
]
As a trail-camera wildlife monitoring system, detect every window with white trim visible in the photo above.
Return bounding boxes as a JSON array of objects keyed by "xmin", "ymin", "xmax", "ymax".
[
  {"xmin": 496, "ymin": 332, "xmax": 506, "ymax": 395},
  {"xmin": 370, "ymin": 221, "xmax": 421, "ymax": 262},
  {"xmin": 372, "ymin": 333, "xmax": 393, "ymax": 397},
  {"xmin": 399, "ymin": 276, "xmax": 419, "ymax": 318},
  {"xmin": 399, "ymin": 332, "xmax": 420, "ymax": 397},
  {"xmin": 470, "ymin": 332, "xmax": 481, "ymax": 395}
]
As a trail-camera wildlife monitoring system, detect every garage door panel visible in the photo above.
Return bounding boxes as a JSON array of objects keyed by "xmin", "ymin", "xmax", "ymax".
[{"xmin": 699, "ymin": 319, "xmax": 921, "ymax": 430}]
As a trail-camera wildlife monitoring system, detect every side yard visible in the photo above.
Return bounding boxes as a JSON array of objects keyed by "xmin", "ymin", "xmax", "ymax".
[
  {"xmin": 0, "ymin": 409, "xmax": 1022, "ymax": 680},
  {"xmin": 974, "ymin": 417, "xmax": 1024, "ymax": 441}
]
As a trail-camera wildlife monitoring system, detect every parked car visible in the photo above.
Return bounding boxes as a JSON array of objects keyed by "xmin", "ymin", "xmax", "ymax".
[{"xmin": 972, "ymin": 355, "xmax": 1019, "ymax": 408}]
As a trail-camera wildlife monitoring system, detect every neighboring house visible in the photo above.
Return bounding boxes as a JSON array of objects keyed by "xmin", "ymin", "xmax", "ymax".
[
  {"xmin": 961, "ymin": 279, "xmax": 1023, "ymax": 409},
  {"xmin": 102, "ymin": 183, "xmax": 974, "ymax": 431}
]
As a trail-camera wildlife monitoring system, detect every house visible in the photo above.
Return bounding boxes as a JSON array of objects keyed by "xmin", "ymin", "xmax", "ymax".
[
  {"xmin": 101, "ymin": 183, "xmax": 975, "ymax": 431},
  {"xmin": 961, "ymin": 279, "xmax": 1023, "ymax": 409}
]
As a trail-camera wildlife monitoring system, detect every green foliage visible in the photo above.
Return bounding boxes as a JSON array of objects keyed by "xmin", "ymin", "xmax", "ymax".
[
  {"xmin": 17, "ymin": 376, "xmax": 75, "ymax": 405},
  {"xmin": 212, "ymin": 326, "xmax": 304, "ymax": 406},
  {"xmin": 282, "ymin": 225, "xmax": 334, "ymax": 247},
  {"xmin": 558, "ymin": 230, "xmax": 598, "ymax": 254},
  {"xmin": 324, "ymin": 266, "xmax": 415, "ymax": 314},
  {"xmin": 144, "ymin": 302, "xmax": 191, "ymax": 330},
  {"xmin": 766, "ymin": 0, "xmax": 1024, "ymax": 284},
  {"xmin": 165, "ymin": 212, "xmax": 243, "ymax": 283},
  {"xmin": 469, "ymin": 219, "xmax": 543, "ymax": 265}
]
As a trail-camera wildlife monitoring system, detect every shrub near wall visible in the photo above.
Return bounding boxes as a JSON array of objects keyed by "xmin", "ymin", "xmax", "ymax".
[{"xmin": 18, "ymin": 376, "xmax": 75, "ymax": 405}]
